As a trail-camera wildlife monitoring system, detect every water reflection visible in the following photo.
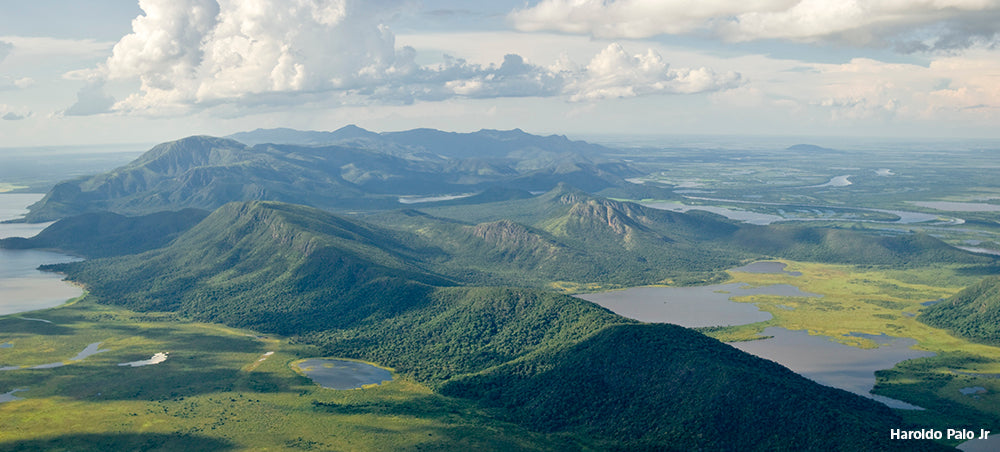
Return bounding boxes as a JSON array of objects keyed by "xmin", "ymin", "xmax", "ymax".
[{"xmin": 731, "ymin": 327, "xmax": 933, "ymax": 409}]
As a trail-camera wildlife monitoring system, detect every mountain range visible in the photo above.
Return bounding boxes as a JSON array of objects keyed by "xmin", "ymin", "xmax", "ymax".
[{"xmin": 24, "ymin": 127, "xmax": 640, "ymax": 222}]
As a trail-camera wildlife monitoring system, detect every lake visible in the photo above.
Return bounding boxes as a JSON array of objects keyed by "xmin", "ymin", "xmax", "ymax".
[
  {"xmin": 0, "ymin": 194, "xmax": 82, "ymax": 316},
  {"xmin": 293, "ymin": 358, "xmax": 393, "ymax": 390},
  {"xmin": 576, "ymin": 282, "xmax": 819, "ymax": 327},
  {"xmin": 578, "ymin": 263, "xmax": 933, "ymax": 409},
  {"xmin": 731, "ymin": 327, "xmax": 933, "ymax": 409}
]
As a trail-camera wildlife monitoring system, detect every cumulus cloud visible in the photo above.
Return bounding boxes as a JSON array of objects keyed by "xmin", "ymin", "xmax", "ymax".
[
  {"xmin": 510, "ymin": 0, "xmax": 1000, "ymax": 51},
  {"xmin": 64, "ymin": 81, "xmax": 116, "ymax": 116},
  {"xmin": 568, "ymin": 43, "xmax": 741, "ymax": 101},
  {"xmin": 82, "ymin": 0, "xmax": 739, "ymax": 115}
]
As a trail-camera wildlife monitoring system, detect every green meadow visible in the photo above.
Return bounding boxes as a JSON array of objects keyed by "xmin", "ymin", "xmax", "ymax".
[{"xmin": 0, "ymin": 296, "xmax": 582, "ymax": 451}]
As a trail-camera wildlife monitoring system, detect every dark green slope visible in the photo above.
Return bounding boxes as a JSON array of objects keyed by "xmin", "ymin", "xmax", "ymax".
[
  {"xmin": 0, "ymin": 209, "xmax": 208, "ymax": 258},
  {"xmin": 55, "ymin": 202, "xmax": 448, "ymax": 334},
  {"xmin": 441, "ymin": 323, "xmax": 945, "ymax": 451},
  {"xmin": 49, "ymin": 200, "xmax": 947, "ymax": 450},
  {"xmin": 921, "ymin": 276, "xmax": 1000, "ymax": 345}
]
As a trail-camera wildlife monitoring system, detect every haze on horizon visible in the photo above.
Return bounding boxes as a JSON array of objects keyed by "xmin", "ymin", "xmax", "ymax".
[{"xmin": 2, "ymin": 0, "xmax": 1000, "ymax": 147}]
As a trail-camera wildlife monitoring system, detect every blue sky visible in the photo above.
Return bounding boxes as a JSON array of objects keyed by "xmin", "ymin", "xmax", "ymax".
[{"xmin": 2, "ymin": 0, "xmax": 999, "ymax": 146}]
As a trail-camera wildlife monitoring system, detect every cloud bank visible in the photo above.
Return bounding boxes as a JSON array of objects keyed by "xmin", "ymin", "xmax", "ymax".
[
  {"xmin": 510, "ymin": 0, "xmax": 1000, "ymax": 51},
  {"xmin": 86, "ymin": 0, "xmax": 739, "ymax": 115}
]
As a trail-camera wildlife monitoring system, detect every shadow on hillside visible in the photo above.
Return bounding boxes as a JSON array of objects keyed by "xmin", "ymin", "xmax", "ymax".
[{"xmin": 0, "ymin": 433, "xmax": 235, "ymax": 451}]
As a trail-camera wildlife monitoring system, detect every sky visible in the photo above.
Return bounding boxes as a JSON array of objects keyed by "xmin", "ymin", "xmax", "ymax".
[{"xmin": 1, "ymin": 0, "xmax": 1000, "ymax": 146}]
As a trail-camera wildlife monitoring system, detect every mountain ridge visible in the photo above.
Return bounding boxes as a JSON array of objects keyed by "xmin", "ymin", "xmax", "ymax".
[{"xmin": 24, "ymin": 129, "xmax": 635, "ymax": 222}]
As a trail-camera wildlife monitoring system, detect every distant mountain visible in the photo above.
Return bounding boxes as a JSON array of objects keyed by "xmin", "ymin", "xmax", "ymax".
[
  {"xmin": 786, "ymin": 143, "xmax": 840, "ymax": 153},
  {"xmin": 228, "ymin": 125, "xmax": 613, "ymax": 160},
  {"xmin": 227, "ymin": 125, "xmax": 381, "ymax": 146},
  {"xmin": 25, "ymin": 130, "xmax": 636, "ymax": 222},
  {"xmin": 49, "ymin": 200, "xmax": 944, "ymax": 451},
  {"xmin": 730, "ymin": 224, "xmax": 991, "ymax": 266},
  {"xmin": 920, "ymin": 276, "xmax": 1000, "ymax": 345}
]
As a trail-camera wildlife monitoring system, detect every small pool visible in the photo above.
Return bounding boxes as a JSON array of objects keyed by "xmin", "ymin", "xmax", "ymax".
[{"xmin": 293, "ymin": 358, "xmax": 392, "ymax": 390}]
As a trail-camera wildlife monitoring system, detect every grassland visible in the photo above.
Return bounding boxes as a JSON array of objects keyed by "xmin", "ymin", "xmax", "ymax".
[
  {"xmin": 702, "ymin": 260, "xmax": 1000, "ymax": 433},
  {"xmin": 0, "ymin": 297, "xmax": 583, "ymax": 451}
]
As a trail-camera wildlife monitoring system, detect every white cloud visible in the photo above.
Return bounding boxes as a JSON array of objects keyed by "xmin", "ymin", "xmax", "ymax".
[
  {"xmin": 64, "ymin": 81, "xmax": 116, "ymax": 116},
  {"xmin": 13, "ymin": 77, "xmax": 34, "ymax": 89},
  {"xmin": 79, "ymin": 0, "xmax": 739, "ymax": 116},
  {"xmin": 510, "ymin": 0, "xmax": 1000, "ymax": 51},
  {"xmin": 567, "ymin": 43, "xmax": 742, "ymax": 101}
]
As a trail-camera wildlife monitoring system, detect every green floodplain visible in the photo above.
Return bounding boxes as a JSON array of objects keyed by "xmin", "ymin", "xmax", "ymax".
[
  {"xmin": 0, "ymin": 296, "xmax": 580, "ymax": 451},
  {"xmin": 1, "ymin": 259, "xmax": 999, "ymax": 450}
]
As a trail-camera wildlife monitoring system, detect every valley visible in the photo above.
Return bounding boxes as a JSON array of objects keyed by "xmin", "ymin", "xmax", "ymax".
[{"xmin": 2, "ymin": 128, "xmax": 999, "ymax": 450}]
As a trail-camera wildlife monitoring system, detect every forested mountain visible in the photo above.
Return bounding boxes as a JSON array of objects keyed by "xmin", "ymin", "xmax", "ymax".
[
  {"xmin": 46, "ymin": 199, "xmax": 946, "ymax": 450},
  {"xmin": 24, "ymin": 129, "xmax": 637, "ymax": 222},
  {"xmin": 921, "ymin": 276, "xmax": 1000, "ymax": 345},
  {"xmin": 0, "ymin": 209, "xmax": 208, "ymax": 258}
]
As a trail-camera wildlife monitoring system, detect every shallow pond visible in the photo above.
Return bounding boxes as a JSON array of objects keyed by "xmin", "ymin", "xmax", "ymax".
[
  {"xmin": 294, "ymin": 358, "xmax": 393, "ymax": 390},
  {"xmin": 576, "ymin": 282, "xmax": 819, "ymax": 327},
  {"xmin": 118, "ymin": 352, "xmax": 169, "ymax": 367},
  {"xmin": 0, "ymin": 388, "xmax": 26, "ymax": 403}
]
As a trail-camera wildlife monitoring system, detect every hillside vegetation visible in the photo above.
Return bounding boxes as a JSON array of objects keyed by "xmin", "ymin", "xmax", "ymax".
[
  {"xmin": 921, "ymin": 276, "xmax": 1000, "ymax": 345},
  {"xmin": 46, "ymin": 199, "xmax": 951, "ymax": 450}
]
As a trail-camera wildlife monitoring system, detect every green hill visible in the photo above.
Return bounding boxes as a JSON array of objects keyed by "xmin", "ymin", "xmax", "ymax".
[
  {"xmin": 0, "ymin": 208, "xmax": 208, "ymax": 258},
  {"xmin": 920, "ymin": 276, "xmax": 1000, "ymax": 345},
  {"xmin": 731, "ymin": 225, "xmax": 990, "ymax": 266},
  {"xmin": 48, "ymin": 200, "xmax": 948, "ymax": 450},
  {"xmin": 441, "ymin": 323, "xmax": 941, "ymax": 451}
]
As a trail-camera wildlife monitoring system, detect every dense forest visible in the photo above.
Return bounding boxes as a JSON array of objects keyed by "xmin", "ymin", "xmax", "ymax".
[{"xmin": 921, "ymin": 276, "xmax": 1000, "ymax": 345}]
